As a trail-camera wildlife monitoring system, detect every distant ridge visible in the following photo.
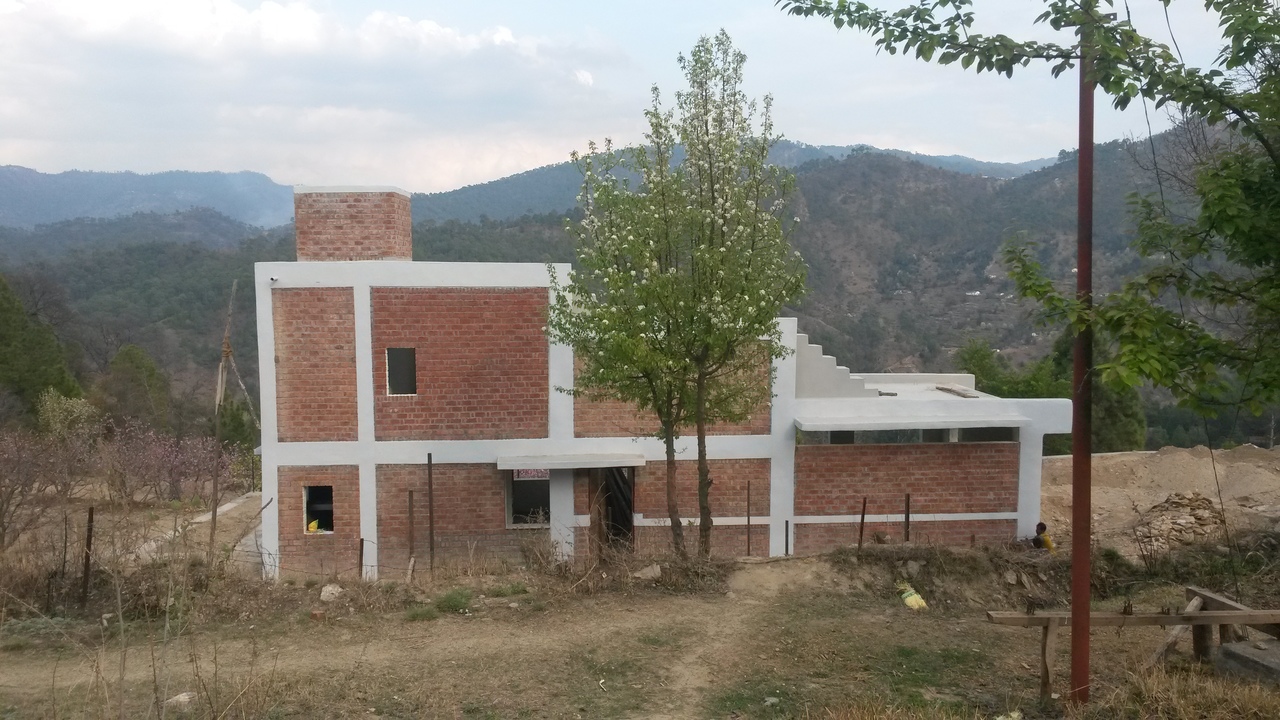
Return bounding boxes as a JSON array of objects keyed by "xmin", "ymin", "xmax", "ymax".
[
  {"xmin": 0, "ymin": 166, "xmax": 294, "ymax": 228},
  {"xmin": 1, "ymin": 142, "xmax": 1055, "ymax": 229},
  {"xmin": 409, "ymin": 140, "xmax": 1056, "ymax": 224}
]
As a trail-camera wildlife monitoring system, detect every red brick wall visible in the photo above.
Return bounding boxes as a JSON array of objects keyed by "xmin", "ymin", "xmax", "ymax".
[
  {"xmin": 371, "ymin": 288, "xmax": 549, "ymax": 440},
  {"xmin": 295, "ymin": 191, "xmax": 411, "ymax": 261},
  {"xmin": 277, "ymin": 465, "xmax": 361, "ymax": 579},
  {"xmin": 273, "ymin": 288, "xmax": 358, "ymax": 442},
  {"xmin": 794, "ymin": 443, "xmax": 1019, "ymax": 516},
  {"xmin": 573, "ymin": 362, "xmax": 772, "ymax": 438},
  {"xmin": 633, "ymin": 525, "xmax": 770, "ymax": 558},
  {"xmin": 793, "ymin": 519, "xmax": 1016, "ymax": 554},
  {"xmin": 633, "ymin": 459, "xmax": 771, "ymax": 519},
  {"xmin": 375, "ymin": 464, "xmax": 534, "ymax": 568}
]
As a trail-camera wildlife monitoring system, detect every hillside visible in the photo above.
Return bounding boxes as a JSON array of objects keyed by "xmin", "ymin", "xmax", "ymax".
[
  {"xmin": 0, "ymin": 138, "xmax": 1148, "ymax": 411},
  {"xmin": 0, "ymin": 166, "xmax": 293, "ymax": 228}
]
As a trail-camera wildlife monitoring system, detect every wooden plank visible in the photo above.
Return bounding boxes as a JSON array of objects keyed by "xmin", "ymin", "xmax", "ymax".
[
  {"xmin": 1142, "ymin": 596, "xmax": 1203, "ymax": 670},
  {"xmin": 1187, "ymin": 586, "xmax": 1280, "ymax": 639},
  {"xmin": 986, "ymin": 609, "xmax": 1280, "ymax": 627},
  {"xmin": 1192, "ymin": 623, "xmax": 1213, "ymax": 662},
  {"xmin": 1040, "ymin": 618, "xmax": 1060, "ymax": 700}
]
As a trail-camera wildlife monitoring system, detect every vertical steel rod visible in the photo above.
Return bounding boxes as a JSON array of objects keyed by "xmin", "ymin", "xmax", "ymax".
[
  {"xmin": 357, "ymin": 537, "xmax": 365, "ymax": 578},
  {"xmin": 904, "ymin": 493, "xmax": 911, "ymax": 543},
  {"xmin": 784, "ymin": 520, "xmax": 790, "ymax": 556},
  {"xmin": 408, "ymin": 489, "xmax": 415, "ymax": 560},
  {"xmin": 79, "ymin": 506, "xmax": 94, "ymax": 608},
  {"xmin": 1070, "ymin": 13, "xmax": 1098, "ymax": 704},
  {"xmin": 857, "ymin": 496, "xmax": 867, "ymax": 556},
  {"xmin": 427, "ymin": 452, "xmax": 436, "ymax": 575},
  {"xmin": 746, "ymin": 479, "xmax": 752, "ymax": 557}
]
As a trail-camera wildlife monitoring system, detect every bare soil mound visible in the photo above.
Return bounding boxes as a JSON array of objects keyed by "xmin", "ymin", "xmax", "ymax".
[{"xmin": 1042, "ymin": 445, "xmax": 1280, "ymax": 556}]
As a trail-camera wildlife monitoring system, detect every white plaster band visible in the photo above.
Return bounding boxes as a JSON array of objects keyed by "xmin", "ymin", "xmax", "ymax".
[{"xmin": 791, "ymin": 512, "xmax": 1017, "ymax": 524}]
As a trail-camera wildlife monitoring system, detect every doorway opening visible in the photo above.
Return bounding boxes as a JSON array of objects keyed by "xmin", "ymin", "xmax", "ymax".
[{"xmin": 594, "ymin": 467, "xmax": 635, "ymax": 550}]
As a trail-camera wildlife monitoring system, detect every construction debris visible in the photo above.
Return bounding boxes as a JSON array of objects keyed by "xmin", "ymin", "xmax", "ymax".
[{"xmin": 1135, "ymin": 492, "xmax": 1225, "ymax": 553}]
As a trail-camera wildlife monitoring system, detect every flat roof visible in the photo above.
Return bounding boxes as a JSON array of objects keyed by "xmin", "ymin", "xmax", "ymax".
[{"xmin": 794, "ymin": 397, "xmax": 1031, "ymax": 432}]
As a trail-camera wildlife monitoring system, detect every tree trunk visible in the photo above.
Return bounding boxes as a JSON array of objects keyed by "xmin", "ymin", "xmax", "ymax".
[
  {"xmin": 696, "ymin": 374, "xmax": 713, "ymax": 558},
  {"xmin": 663, "ymin": 426, "xmax": 687, "ymax": 560}
]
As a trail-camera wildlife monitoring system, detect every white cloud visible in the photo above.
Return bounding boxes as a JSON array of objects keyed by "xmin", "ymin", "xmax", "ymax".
[{"xmin": 0, "ymin": 0, "xmax": 1232, "ymax": 190}]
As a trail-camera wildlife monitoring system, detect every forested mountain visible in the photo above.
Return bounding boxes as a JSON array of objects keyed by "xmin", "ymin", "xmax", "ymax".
[
  {"xmin": 410, "ymin": 139, "xmax": 1055, "ymax": 223},
  {"xmin": 0, "ymin": 135, "xmax": 1163, "ymax": 441},
  {"xmin": 0, "ymin": 166, "xmax": 293, "ymax": 228},
  {"xmin": 2, "ymin": 142, "xmax": 1052, "ymax": 231},
  {"xmin": 0, "ymin": 208, "xmax": 260, "ymax": 262}
]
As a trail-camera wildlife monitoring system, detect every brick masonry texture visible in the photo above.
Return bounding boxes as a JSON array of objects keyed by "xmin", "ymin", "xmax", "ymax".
[
  {"xmin": 277, "ymin": 466, "xmax": 360, "ymax": 578},
  {"xmin": 793, "ymin": 519, "xmax": 1017, "ymax": 554},
  {"xmin": 573, "ymin": 361, "xmax": 772, "ymax": 438},
  {"xmin": 294, "ymin": 191, "xmax": 411, "ymax": 261},
  {"xmin": 371, "ymin": 288, "xmax": 549, "ymax": 440},
  {"xmin": 633, "ymin": 459, "xmax": 771, "ymax": 519},
  {"xmin": 375, "ymin": 464, "xmax": 537, "ymax": 569},
  {"xmin": 273, "ymin": 288, "xmax": 358, "ymax": 442},
  {"xmin": 634, "ymin": 525, "xmax": 771, "ymax": 558},
  {"xmin": 794, "ymin": 443, "xmax": 1019, "ymax": 516}
]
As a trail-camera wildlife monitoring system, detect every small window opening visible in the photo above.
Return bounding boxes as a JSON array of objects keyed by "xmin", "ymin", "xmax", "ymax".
[
  {"xmin": 386, "ymin": 347, "xmax": 417, "ymax": 395},
  {"xmin": 305, "ymin": 485, "xmax": 334, "ymax": 533},
  {"xmin": 958, "ymin": 427, "xmax": 1018, "ymax": 442},
  {"xmin": 510, "ymin": 470, "xmax": 551, "ymax": 525}
]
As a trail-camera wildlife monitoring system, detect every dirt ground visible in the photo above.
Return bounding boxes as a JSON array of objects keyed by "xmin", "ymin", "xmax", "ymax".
[
  {"xmin": 0, "ymin": 549, "xmax": 1242, "ymax": 720},
  {"xmin": 2, "ymin": 452, "xmax": 1278, "ymax": 719},
  {"xmin": 1041, "ymin": 445, "xmax": 1280, "ymax": 556}
]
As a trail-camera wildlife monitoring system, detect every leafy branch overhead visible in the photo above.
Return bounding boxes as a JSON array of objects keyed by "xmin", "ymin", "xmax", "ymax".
[
  {"xmin": 784, "ymin": 0, "xmax": 1280, "ymax": 413},
  {"xmin": 778, "ymin": 0, "xmax": 1277, "ymax": 163}
]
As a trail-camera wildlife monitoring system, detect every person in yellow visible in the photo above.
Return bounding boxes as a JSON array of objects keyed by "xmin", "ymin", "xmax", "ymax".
[{"xmin": 1032, "ymin": 522, "xmax": 1055, "ymax": 553}]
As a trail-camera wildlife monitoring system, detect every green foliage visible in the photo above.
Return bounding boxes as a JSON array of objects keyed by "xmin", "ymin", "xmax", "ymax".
[
  {"xmin": 548, "ymin": 32, "xmax": 806, "ymax": 557},
  {"xmin": 786, "ymin": 0, "xmax": 1280, "ymax": 414},
  {"xmin": 957, "ymin": 332, "xmax": 1145, "ymax": 453},
  {"xmin": 435, "ymin": 588, "xmax": 473, "ymax": 614},
  {"xmin": 404, "ymin": 604, "xmax": 439, "ymax": 622},
  {"xmin": 216, "ymin": 397, "xmax": 259, "ymax": 452},
  {"xmin": 94, "ymin": 344, "xmax": 171, "ymax": 429},
  {"xmin": 0, "ymin": 275, "xmax": 80, "ymax": 421}
]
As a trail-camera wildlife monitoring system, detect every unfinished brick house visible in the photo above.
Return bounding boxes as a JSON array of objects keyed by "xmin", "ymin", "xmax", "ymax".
[{"xmin": 255, "ymin": 186, "xmax": 1071, "ymax": 579}]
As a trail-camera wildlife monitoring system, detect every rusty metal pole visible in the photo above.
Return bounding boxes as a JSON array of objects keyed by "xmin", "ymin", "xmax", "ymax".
[
  {"xmin": 427, "ymin": 453, "xmax": 436, "ymax": 575},
  {"xmin": 1070, "ymin": 16, "xmax": 1097, "ymax": 704}
]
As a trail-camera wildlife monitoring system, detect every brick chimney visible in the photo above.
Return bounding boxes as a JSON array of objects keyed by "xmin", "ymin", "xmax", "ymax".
[{"xmin": 294, "ymin": 186, "xmax": 412, "ymax": 261}]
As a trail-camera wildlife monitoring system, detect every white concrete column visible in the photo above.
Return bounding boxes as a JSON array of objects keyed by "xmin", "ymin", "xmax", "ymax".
[
  {"xmin": 353, "ymin": 284, "xmax": 378, "ymax": 578},
  {"xmin": 1015, "ymin": 432, "xmax": 1045, "ymax": 538},
  {"xmin": 548, "ymin": 469, "xmax": 576, "ymax": 560},
  {"xmin": 254, "ymin": 265, "xmax": 281, "ymax": 578},
  {"xmin": 770, "ymin": 318, "xmax": 799, "ymax": 556}
]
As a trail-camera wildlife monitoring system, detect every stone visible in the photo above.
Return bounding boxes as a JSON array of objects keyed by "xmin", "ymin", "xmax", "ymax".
[
  {"xmin": 632, "ymin": 564, "xmax": 662, "ymax": 581},
  {"xmin": 1003, "ymin": 570, "xmax": 1018, "ymax": 585},
  {"xmin": 763, "ymin": 696, "xmax": 781, "ymax": 706},
  {"xmin": 1217, "ymin": 640, "xmax": 1280, "ymax": 686},
  {"xmin": 320, "ymin": 583, "xmax": 345, "ymax": 603},
  {"xmin": 164, "ymin": 692, "xmax": 197, "ymax": 712},
  {"xmin": 905, "ymin": 560, "xmax": 923, "ymax": 579}
]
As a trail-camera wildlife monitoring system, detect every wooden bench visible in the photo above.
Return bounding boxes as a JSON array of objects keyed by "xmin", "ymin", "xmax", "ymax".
[{"xmin": 986, "ymin": 594, "xmax": 1280, "ymax": 699}]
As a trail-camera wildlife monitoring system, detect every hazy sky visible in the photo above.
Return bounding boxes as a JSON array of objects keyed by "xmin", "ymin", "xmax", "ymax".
[{"xmin": 0, "ymin": 0, "xmax": 1225, "ymax": 192}]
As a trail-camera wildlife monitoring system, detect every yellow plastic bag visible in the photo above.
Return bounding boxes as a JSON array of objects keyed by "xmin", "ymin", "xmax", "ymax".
[{"xmin": 897, "ymin": 581, "xmax": 927, "ymax": 610}]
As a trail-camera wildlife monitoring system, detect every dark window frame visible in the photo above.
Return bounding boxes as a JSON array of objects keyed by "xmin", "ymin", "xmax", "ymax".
[
  {"xmin": 304, "ymin": 485, "xmax": 334, "ymax": 534},
  {"xmin": 386, "ymin": 347, "xmax": 417, "ymax": 396},
  {"xmin": 507, "ymin": 471, "xmax": 551, "ymax": 527}
]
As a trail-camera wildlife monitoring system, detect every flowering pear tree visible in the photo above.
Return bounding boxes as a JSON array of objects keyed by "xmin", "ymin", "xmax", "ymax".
[{"xmin": 548, "ymin": 31, "xmax": 806, "ymax": 558}]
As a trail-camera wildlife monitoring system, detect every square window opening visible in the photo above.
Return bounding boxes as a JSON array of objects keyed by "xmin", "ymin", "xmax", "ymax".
[
  {"xmin": 509, "ymin": 471, "xmax": 550, "ymax": 526},
  {"xmin": 305, "ymin": 485, "xmax": 334, "ymax": 533},
  {"xmin": 386, "ymin": 347, "xmax": 417, "ymax": 395}
]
